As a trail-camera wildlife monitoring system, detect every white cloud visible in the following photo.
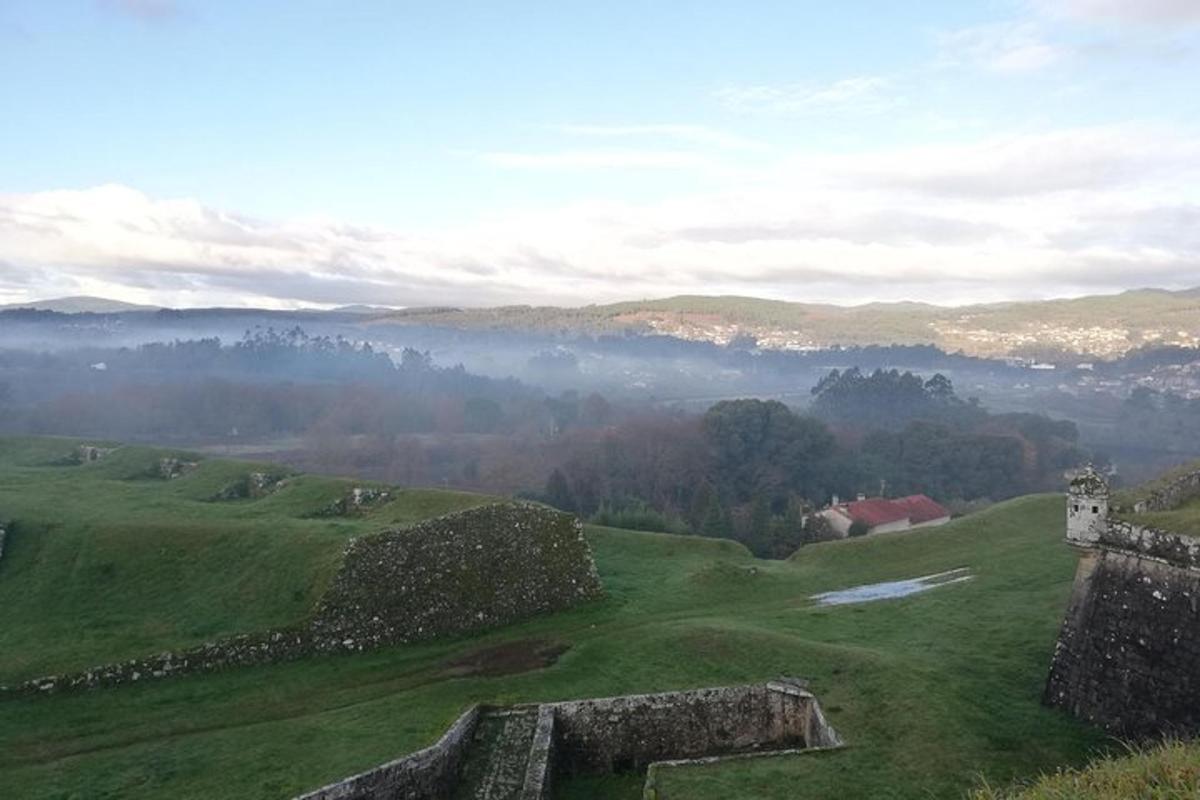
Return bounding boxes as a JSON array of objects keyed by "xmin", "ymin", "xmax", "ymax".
[
  {"xmin": 1040, "ymin": 0, "xmax": 1200, "ymax": 24},
  {"xmin": 803, "ymin": 125, "xmax": 1200, "ymax": 197},
  {"xmin": 714, "ymin": 76, "xmax": 898, "ymax": 115},
  {"xmin": 552, "ymin": 123, "xmax": 766, "ymax": 151},
  {"xmin": 2, "ymin": 124, "xmax": 1199, "ymax": 309},
  {"xmin": 474, "ymin": 149, "xmax": 717, "ymax": 171},
  {"xmin": 937, "ymin": 21, "xmax": 1067, "ymax": 73}
]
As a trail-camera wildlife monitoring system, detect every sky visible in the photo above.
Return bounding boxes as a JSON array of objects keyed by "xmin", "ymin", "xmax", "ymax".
[{"xmin": 1, "ymin": 0, "xmax": 1199, "ymax": 309}]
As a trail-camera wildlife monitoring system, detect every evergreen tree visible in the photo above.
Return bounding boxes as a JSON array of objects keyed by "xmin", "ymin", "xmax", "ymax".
[{"xmin": 544, "ymin": 468, "xmax": 575, "ymax": 512}]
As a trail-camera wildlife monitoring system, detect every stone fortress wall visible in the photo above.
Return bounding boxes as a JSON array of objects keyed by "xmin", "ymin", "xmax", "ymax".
[
  {"xmin": 294, "ymin": 707, "xmax": 483, "ymax": 800},
  {"xmin": 3, "ymin": 503, "xmax": 603, "ymax": 696},
  {"xmin": 1044, "ymin": 465, "xmax": 1200, "ymax": 736},
  {"xmin": 1128, "ymin": 468, "xmax": 1200, "ymax": 514},
  {"xmin": 309, "ymin": 503, "xmax": 602, "ymax": 654},
  {"xmin": 295, "ymin": 679, "xmax": 843, "ymax": 800}
]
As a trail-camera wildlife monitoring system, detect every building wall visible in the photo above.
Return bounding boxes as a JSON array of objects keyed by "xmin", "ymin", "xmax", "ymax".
[
  {"xmin": 821, "ymin": 509, "xmax": 852, "ymax": 537},
  {"xmin": 867, "ymin": 518, "xmax": 913, "ymax": 535},
  {"xmin": 1066, "ymin": 489, "xmax": 1107, "ymax": 546},
  {"xmin": 820, "ymin": 510, "xmax": 912, "ymax": 536}
]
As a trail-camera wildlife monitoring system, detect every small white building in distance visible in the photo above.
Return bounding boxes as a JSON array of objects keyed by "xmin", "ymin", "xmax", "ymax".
[{"xmin": 821, "ymin": 494, "xmax": 952, "ymax": 537}]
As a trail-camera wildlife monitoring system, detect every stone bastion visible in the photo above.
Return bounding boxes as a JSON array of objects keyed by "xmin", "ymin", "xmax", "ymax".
[{"xmin": 1044, "ymin": 465, "xmax": 1200, "ymax": 736}]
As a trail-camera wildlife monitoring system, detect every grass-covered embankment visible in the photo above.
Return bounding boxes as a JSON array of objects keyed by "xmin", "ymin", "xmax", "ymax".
[
  {"xmin": 0, "ymin": 436, "xmax": 494, "ymax": 681},
  {"xmin": 969, "ymin": 740, "xmax": 1200, "ymax": 800},
  {"xmin": 0, "ymin": 446, "xmax": 1110, "ymax": 800}
]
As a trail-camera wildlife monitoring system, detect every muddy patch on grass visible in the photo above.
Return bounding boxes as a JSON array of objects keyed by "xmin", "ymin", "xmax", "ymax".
[{"xmin": 441, "ymin": 638, "xmax": 571, "ymax": 678}]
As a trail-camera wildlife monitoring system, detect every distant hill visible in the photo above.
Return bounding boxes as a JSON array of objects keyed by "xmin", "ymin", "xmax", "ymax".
[
  {"xmin": 5, "ymin": 287, "xmax": 1199, "ymax": 360},
  {"xmin": 368, "ymin": 287, "xmax": 1200, "ymax": 360},
  {"xmin": 330, "ymin": 304, "xmax": 401, "ymax": 314},
  {"xmin": 0, "ymin": 295, "xmax": 160, "ymax": 313}
]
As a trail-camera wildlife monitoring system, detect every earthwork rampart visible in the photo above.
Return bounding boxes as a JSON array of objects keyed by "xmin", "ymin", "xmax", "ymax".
[{"xmin": 3, "ymin": 503, "xmax": 602, "ymax": 696}]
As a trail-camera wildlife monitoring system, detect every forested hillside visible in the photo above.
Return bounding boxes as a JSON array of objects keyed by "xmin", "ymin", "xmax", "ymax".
[{"xmin": 537, "ymin": 370, "xmax": 1085, "ymax": 556}]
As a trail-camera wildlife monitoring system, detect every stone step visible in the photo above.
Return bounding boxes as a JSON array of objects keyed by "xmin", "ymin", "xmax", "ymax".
[{"xmin": 452, "ymin": 709, "xmax": 539, "ymax": 800}]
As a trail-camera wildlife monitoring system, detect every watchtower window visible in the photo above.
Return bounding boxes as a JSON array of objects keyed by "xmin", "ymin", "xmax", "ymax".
[
  {"xmin": 1092, "ymin": 506, "xmax": 1099, "ymax": 514},
  {"xmin": 1073, "ymin": 504, "xmax": 1079, "ymax": 512}
]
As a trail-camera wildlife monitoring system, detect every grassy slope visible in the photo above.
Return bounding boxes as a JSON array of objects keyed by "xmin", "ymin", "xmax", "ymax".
[
  {"xmin": 0, "ymin": 436, "xmax": 495, "ymax": 681},
  {"xmin": 1124, "ymin": 497, "xmax": 1200, "ymax": 537},
  {"xmin": 970, "ymin": 740, "xmax": 1200, "ymax": 800},
  {"xmin": 0, "ymin": 480, "xmax": 1109, "ymax": 800},
  {"xmin": 1112, "ymin": 458, "xmax": 1200, "ymax": 536}
]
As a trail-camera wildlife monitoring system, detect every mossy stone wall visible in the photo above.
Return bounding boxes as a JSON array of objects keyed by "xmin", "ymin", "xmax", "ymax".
[
  {"xmin": 1045, "ymin": 545, "xmax": 1200, "ymax": 736},
  {"xmin": 309, "ymin": 503, "xmax": 603, "ymax": 651}
]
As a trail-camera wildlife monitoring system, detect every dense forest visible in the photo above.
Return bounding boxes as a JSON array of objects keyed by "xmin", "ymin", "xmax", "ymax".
[{"xmin": 536, "ymin": 369, "xmax": 1086, "ymax": 557}]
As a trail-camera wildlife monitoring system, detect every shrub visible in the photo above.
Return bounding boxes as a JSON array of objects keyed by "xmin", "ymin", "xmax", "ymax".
[{"xmin": 589, "ymin": 500, "xmax": 689, "ymax": 535}]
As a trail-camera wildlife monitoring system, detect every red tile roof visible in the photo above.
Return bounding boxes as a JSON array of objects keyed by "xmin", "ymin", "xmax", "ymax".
[
  {"xmin": 893, "ymin": 494, "xmax": 951, "ymax": 524},
  {"xmin": 834, "ymin": 494, "xmax": 950, "ymax": 529},
  {"xmin": 838, "ymin": 498, "xmax": 909, "ymax": 527}
]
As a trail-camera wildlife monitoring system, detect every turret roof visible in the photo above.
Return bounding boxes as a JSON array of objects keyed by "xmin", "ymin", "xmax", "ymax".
[{"xmin": 1069, "ymin": 465, "xmax": 1108, "ymax": 495}]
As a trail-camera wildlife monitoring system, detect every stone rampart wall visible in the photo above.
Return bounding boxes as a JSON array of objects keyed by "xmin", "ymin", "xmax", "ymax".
[
  {"xmin": 309, "ymin": 503, "xmax": 602, "ymax": 653},
  {"xmin": 3, "ymin": 503, "xmax": 603, "ymax": 697},
  {"xmin": 544, "ymin": 680, "xmax": 835, "ymax": 776},
  {"xmin": 293, "ymin": 706, "xmax": 480, "ymax": 800},
  {"xmin": 519, "ymin": 705, "xmax": 557, "ymax": 800},
  {"xmin": 1098, "ymin": 519, "xmax": 1200, "ymax": 570},
  {"xmin": 1044, "ymin": 545, "xmax": 1200, "ymax": 736},
  {"xmin": 291, "ymin": 681, "xmax": 842, "ymax": 800},
  {"xmin": 1128, "ymin": 466, "xmax": 1200, "ymax": 513}
]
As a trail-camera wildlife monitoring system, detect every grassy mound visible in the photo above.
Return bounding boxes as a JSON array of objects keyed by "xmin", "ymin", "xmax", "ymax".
[
  {"xmin": 0, "ymin": 436, "xmax": 494, "ymax": 681},
  {"xmin": 970, "ymin": 740, "xmax": 1200, "ymax": 799},
  {"xmin": 0, "ymin": 466, "xmax": 1113, "ymax": 799}
]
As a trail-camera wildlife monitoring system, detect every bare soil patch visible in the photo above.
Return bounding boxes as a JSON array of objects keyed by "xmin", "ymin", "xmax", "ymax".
[{"xmin": 441, "ymin": 638, "xmax": 571, "ymax": 678}]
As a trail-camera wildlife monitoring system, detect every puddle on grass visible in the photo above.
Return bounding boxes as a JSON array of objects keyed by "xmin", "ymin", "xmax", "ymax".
[{"xmin": 810, "ymin": 568, "xmax": 973, "ymax": 607}]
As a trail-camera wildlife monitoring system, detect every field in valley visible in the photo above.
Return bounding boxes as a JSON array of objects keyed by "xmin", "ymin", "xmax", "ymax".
[{"xmin": 0, "ymin": 437, "xmax": 1108, "ymax": 799}]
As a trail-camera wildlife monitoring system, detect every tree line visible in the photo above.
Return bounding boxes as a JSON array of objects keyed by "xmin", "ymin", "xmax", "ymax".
[{"xmin": 535, "ymin": 369, "xmax": 1085, "ymax": 558}]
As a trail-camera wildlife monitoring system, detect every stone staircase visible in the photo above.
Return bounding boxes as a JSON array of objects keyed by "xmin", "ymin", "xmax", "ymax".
[{"xmin": 452, "ymin": 709, "xmax": 538, "ymax": 800}]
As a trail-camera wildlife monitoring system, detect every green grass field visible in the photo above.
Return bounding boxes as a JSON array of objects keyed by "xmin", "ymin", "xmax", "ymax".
[
  {"xmin": 0, "ymin": 437, "xmax": 1112, "ymax": 799},
  {"xmin": 0, "ymin": 436, "xmax": 494, "ymax": 681}
]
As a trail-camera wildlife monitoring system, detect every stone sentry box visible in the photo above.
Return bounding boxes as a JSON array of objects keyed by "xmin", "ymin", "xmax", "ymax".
[
  {"xmin": 1045, "ymin": 465, "xmax": 1200, "ymax": 736},
  {"xmin": 295, "ymin": 679, "xmax": 843, "ymax": 800}
]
